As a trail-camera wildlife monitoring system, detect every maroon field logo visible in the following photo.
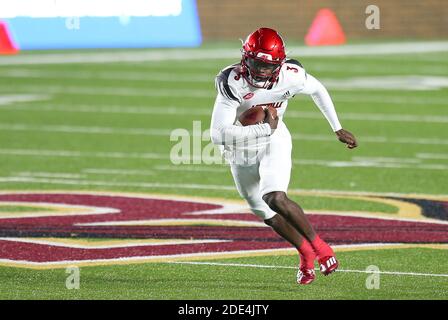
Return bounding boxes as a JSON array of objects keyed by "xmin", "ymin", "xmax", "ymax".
[{"xmin": 0, "ymin": 191, "xmax": 447, "ymax": 268}]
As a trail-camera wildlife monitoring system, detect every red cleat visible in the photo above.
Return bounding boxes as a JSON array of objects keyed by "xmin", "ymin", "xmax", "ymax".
[
  {"xmin": 318, "ymin": 256, "xmax": 339, "ymax": 276},
  {"xmin": 297, "ymin": 267, "xmax": 316, "ymax": 285}
]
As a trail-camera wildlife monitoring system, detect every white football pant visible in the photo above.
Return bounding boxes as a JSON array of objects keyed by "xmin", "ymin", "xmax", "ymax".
[{"xmin": 230, "ymin": 121, "xmax": 292, "ymax": 220}]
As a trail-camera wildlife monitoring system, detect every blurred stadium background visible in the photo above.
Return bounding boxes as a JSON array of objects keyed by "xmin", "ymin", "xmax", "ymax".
[
  {"xmin": 0, "ymin": 0, "xmax": 447, "ymax": 300},
  {"xmin": 198, "ymin": 0, "xmax": 447, "ymax": 41}
]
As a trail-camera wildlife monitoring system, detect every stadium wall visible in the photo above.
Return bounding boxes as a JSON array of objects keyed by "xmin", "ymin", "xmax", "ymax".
[{"xmin": 197, "ymin": 0, "xmax": 448, "ymax": 41}]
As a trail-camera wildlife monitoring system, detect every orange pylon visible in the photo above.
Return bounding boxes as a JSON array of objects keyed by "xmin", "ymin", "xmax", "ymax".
[
  {"xmin": 0, "ymin": 21, "xmax": 19, "ymax": 54},
  {"xmin": 305, "ymin": 8, "xmax": 346, "ymax": 46}
]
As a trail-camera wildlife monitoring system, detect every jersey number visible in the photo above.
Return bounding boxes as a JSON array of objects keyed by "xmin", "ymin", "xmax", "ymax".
[{"xmin": 286, "ymin": 66, "xmax": 298, "ymax": 73}]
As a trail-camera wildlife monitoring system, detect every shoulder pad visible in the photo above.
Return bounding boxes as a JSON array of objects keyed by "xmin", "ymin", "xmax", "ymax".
[
  {"xmin": 285, "ymin": 59, "xmax": 304, "ymax": 68},
  {"xmin": 284, "ymin": 58, "xmax": 307, "ymax": 80},
  {"xmin": 215, "ymin": 64, "xmax": 241, "ymax": 102}
]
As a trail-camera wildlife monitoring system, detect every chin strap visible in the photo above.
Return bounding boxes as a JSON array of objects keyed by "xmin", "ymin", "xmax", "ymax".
[{"xmin": 240, "ymin": 57, "xmax": 281, "ymax": 89}]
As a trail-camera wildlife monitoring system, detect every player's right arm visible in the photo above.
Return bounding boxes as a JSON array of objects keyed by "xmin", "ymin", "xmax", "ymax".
[
  {"xmin": 210, "ymin": 95, "xmax": 272, "ymax": 145},
  {"xmin": 210, "ymin": 69, "xmax": 272, "ymax": 146}
]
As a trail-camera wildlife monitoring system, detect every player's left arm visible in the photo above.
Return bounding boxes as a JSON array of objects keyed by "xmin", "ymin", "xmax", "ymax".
[{"xmin": 299, "ymin": 73, "xmax": 358, "ymax": 149}]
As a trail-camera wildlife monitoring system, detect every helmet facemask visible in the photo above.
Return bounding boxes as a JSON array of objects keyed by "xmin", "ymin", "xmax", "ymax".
[{"xmin": 241, "ymin": 51, "xmax": 284, "ymax": 89}]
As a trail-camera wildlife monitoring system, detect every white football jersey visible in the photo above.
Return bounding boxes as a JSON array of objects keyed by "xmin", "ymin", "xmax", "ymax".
[
  {"xmin": 215, "ymin": 59, "xmax": 307, "ymax": 122},
  {"xmin": 212, "ymin": 60, "xmax": 308, "ymax": 164},
  {"xmin": 211, "ymin": 59, "xmax": 341, "ymax": 165}
]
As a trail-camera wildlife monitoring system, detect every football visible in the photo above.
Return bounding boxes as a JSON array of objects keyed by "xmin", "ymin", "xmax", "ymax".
[{"xmin": 238, "ymin": 106, "xmax": 276, "ymax": 126}]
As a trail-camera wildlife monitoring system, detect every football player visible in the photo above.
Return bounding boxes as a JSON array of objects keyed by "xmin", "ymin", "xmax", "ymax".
[{"xmin": 210, "ymin": 27, "xmax": 357, "ymax": 285}]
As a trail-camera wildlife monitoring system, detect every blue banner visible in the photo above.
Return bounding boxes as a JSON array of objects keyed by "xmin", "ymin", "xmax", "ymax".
[{"xmin": 1, "ymin": 0, "xmax": 201, "ymax": 50}]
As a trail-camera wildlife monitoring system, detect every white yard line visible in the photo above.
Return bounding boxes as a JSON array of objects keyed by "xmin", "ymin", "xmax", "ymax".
[
  {"xmin": 0, "ymin": 94, "xmax": 51, "ymax": 105},
  {"xmin": 16, "ymin": 172, "xmax": 84, "ymax": 179},
  {"xmin": 0, "ymin": 237, "xmax": 230, "ymax": 249},
  {"xmin": 0, "ymin": 202, "xmax": 119, "ymax": 219},
  {"xmin": 293, "ymin": 159, "xmax": 448, "ymax": 171},
  {"xmin": 1, "ymin": 86, "xmax": 447, "ymax": 104},
  {"xmin": 0, "ymin": 69, "xmax": 212, "ymax": 83},
  {"xmin": 0, "ymin": 148, "xmax": 169, "ymax": 159},
  {"xmin": 3, "ymin": 69, "xmax": 448, "ymax": 89},
  {"xmin": 165, "ymin": 259, "xmax": 448, "ymax": 278},
  {"xmin": 330, "ymin": 94, "xmax": 447, "ymax": 105},
  {"xmin": 160, "ymin": 159, "xmax": 448, "ymax": 171},
  {"xmin": 0, "ymin": 85, "xmax": 214, "ymax": 98},
  {"xmin": 417, "ymin": 153, "xmax": 448, "ymax": 160},
  {"xmin": 292, "ymin": 133, "xmax": 448, "ymax": 146},
  {"xmin": 0, "ymin": 176, "xmax": 238, "ymax": 191},
  {"xmin": 1, "ymin": 148, "xmax": 447, "ymax": 170},
  {"xmin": 0, "ymin": 41, "xmax": 447, "ymax": 65},
  {"xmin": 82, "ymin": 168, "xmax": 155, "ymax": 176},
  {"xmin": 309, "ymin": 63, "xmax": 448, "ymax": 75},
  {"xmin": 343, "ymin": 54, "xmax": 448, "ymax": 63},
  {"xmin": 5, "ymin": 157, "xmax": 448, "ymax": 187},
  {"xmin": 0, "ymin": 104, "xmax": 201, "ymax": 115},
  {"xmin": 0, "ymin": 123, "xmax": 173, "ymax": 136},
  {"xmin": 352, "ymin": 157, "xmax": 422, "ymax": 164},
  {"xmin": 288, "ymin": 188, "xmax": 448, "ymax": 199},
  {"xmin": 0, "ymin": 123, "xmax": 447, "ymax": 145},
  {"xmin": 2, "ymin": 78, "xmax": 448, "ymax": 99},
  {"xmin": 288, "ymin": 111, "xmax": 448, "ymax": 123},
  {"xmin": 1, "ymin": 175, "xmax": 448, "ymax": 199},
  {"xmin": 320, "ymin": 76, "xmax": 448, "ymax": 91},
  {"xmin": 153, "ymin": 165, "xmax": 229, "ymax": 172},
  {"xmin": 76, "ymin": 219, "xmax": 265, "ymax": 227},
  {"xmin": 3, "ymin": 104, "xmax": 448, "ymax": 123}
]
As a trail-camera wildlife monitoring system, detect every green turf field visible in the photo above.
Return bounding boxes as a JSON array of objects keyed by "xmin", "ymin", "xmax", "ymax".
[
  {"xmin": 1, "ymin": 249, "xmax": 447, "ymax": 300},
  {"xmin": 0, "ymin": 42, "xmax": 447, "ymax": 300}
]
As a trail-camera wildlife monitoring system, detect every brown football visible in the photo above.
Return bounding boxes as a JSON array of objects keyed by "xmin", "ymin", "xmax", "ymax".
[{"xmin": 238, "ymin": 106, "xmax": 267, "ymax": 126}]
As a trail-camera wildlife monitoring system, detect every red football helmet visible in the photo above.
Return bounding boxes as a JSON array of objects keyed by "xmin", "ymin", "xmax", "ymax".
[{"xmin": 241, "ymin": 27, "xmax": 287, "ymax": 88}]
